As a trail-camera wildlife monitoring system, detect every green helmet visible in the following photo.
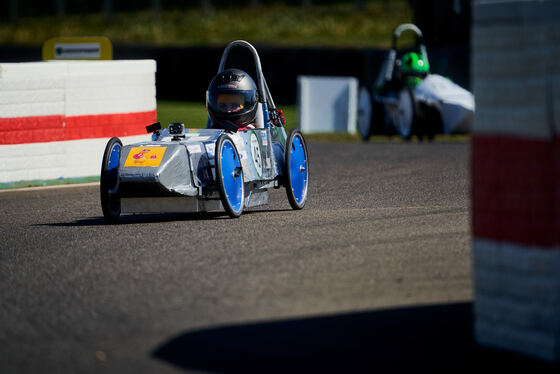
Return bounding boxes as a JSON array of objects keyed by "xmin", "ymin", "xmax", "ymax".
[{"xmin": 400, "ymin": 52, "xmax": 429, "ymax": 75}]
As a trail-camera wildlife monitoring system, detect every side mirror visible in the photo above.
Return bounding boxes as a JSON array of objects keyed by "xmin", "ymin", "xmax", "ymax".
[{"xmin": 146, "ymin": 122, "xmax": 162, "ymax": 134}]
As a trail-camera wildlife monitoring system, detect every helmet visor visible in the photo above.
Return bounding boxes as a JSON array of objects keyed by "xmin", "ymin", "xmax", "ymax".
[{"xmin": 209, "ymin": 90, "xmax": 256, "ymax": 114}]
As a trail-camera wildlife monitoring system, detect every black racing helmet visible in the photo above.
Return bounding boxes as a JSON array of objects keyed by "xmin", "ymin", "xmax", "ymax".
[{"xmin": 207, "ymin": 69, "xmax": 259, "ymax": 129}]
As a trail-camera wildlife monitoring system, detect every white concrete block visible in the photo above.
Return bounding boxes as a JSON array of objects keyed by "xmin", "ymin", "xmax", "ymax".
[
  {"xmin": 0, "ymin": 134, "xmax": 150, "ymax": 183},
  {"xmin": 64, "ymin": 60, "xmax": 156, "ymax": 75},
  {"xmin": 0, "ymin": 102, "xmax": 66, "ymax": 118},
  {"xmin": 473, "ymin": 76, "xmax": 546, "ymax": 111},
  {"xmin": 473, "ymin": 239, "xmax": 560, "ymax": 361},
  {"xmin": 474, "ymin": 105, "xmax": 550, "ymax": 139},
  {"xmin": 472, "ymin": 238, "xmax": 501, "ymax": 268},
  {"xmin": 65, "ymin": 73, "xmax": 154, "ymax": 89},
  {"xmin": 473, "ymin": 0, "xmax": 560, "ymax": 26},
  {"xmin": 0, "ymin": 78, "xmax": 65, "ymax": 92},
  {"xmin": 475, "ymin": 317, "xmax": 559, "ymax": 362},
  {"xmin": 553, "ymin": 73, "xmax": 560, "ymax": 135},
  {"xmin": 0, "ymin": 61, "xmax": 67, "ymax": 78},
  {"xmin": 475, "ymin": 293, "xmax": 560, "ymax": 332},
  {"xmin": 0, "ymin": 60, "xmax": 156, "ymax": 183},
  {"xmin": 473, "ymin": 44, "xmax": 548, "ymax": 79},
  {"xmin": 65, "ymin": 97, "xmax": 156, "ymax": 117},
  {"xmin": 472, "ymin": 0, "xmax": 560, "ymax": 360},
  {"xmin": 473, "ymin": 265, "xmax": 503, "ymax": 295},
  {"xmin": 65, "ymin": 84, "xmax": 156, "ymax": 102},
  {"xmin": 0, "ymin": 89, "xmax": 65, "ymax": 106}
]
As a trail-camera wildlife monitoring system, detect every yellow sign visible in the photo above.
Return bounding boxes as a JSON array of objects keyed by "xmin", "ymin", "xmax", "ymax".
[
  {"xmin": 124, "ymin": 147, "xmax": 167, "ymax": 167},
  {"xmin": 42, "ymin": 37, "xmax": 113, "ymax": 60}
]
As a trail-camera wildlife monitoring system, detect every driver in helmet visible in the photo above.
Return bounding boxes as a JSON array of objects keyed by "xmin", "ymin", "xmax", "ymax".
[
  {"xmin": 398, "ymin": 52, "xmax": 429, "ymax": 87},
  {"xmin": 400, "ymin": 52, "xmax": 429, "ymax": 77},
  {"xmin": 206, "ymin": 68, "xmax": 260, "ymax": 130}
]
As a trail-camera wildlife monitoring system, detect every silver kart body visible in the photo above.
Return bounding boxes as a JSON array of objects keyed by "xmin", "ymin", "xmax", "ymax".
[
  {"xmin": 99, "ymin": 40, "xmax": 309, "ymax": 222},
  {"xmin": 115, "ymin": 126, "xmax": 287, "ymax": 214},
  {"xmin": 413, "ymin": 74, "xmax": 474, "ymax": 134},
  {"xmin": 362, "ymin": 23, "xmax": 475, "ymax": 138},
  {"xmin": 374, "ymin": 74, "xmax": 475, "ymax": 135}
]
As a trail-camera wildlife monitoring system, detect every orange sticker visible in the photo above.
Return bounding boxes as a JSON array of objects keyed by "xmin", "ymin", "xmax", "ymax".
[{"xmin": 124, "ymin": 147, "xmax": 167, "ymax": 167}]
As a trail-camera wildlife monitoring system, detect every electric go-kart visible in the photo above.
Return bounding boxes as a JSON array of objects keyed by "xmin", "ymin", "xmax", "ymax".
[
  {"xmin": 357, "ymin": 23, "xmax": 474, "ymax": 141},
  {"xmin": 100, "ymin": 40, "xmax": 309, "ymax": 222}
]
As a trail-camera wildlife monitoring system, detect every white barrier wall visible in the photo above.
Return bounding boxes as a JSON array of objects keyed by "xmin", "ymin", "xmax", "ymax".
[
  {"xmin": 0, "ymin": 60, "xmax": 156, "ymax": 184},
  {"xmin": 471, "ymin": 0, "xmax": 560, "ymax": 361}
]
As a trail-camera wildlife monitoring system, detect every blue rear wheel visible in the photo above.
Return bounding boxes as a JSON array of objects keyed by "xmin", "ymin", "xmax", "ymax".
[
  {"xmin": 100, "ymin": 137, "xmax": 122, "ymax": 223},
  {"xmin": 215, "ymin": 135, "xmax": 244, "ymax": 218},
  {"xmin": 285, "ymin": 129, "xmax": 309, "ymax": 210}
]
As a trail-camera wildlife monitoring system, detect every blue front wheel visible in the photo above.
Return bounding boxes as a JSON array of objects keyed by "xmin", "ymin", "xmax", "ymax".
[
  {"xmin": 215, "ymin": 135, "xmax": 245, "ymax": 218},
  {"xmin": 100, "ymin": 137, "xmax": 122, "ymax": 223},
  {"xmin": 285, "ymin": 129, "xmax": 309, "ymax": 210}
]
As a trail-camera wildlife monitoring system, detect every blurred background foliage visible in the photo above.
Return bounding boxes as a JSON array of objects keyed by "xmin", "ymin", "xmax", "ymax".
[
  {"xmin": 0, "ymin": 0, "xmax": 471, "ymax": 135},
  {"xmin": 0, "ymin": 0, "xmax": 413, "ymax": 47}
]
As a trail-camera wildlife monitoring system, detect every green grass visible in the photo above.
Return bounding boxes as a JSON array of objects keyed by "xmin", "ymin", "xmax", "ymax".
[
  {"xmin": 156, "ymin": 100, "xmax": 359, "ymax": 141},
  {"xmin": 0, "ymin": 176, "xmax": 99, "ymax": 190},
  {"xmin": 1, "ymin": 1, "xmax": 413, "ymax": 48},
  {"xmin": 156, "ymin": 100, "xmax": 471, "ymax": 143},
  {"xmin": 157, "ymin": 100, "xmax": 299, "ymax": 131},
  {"xmin": 156, "ymin": 101, "xmax": 210, "ymax": 129}
]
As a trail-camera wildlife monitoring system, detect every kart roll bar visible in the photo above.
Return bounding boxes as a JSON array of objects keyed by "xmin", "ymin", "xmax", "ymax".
[
  {"xmin": 392, "ymin": 23, "xmax": 426, "ymax": 53},
  {"xmin": 384, "ymin": 23, "xmax": 430, "ymax": 82},
  {"xmin": 217, "ymin": 40, "xmax": 276, "ymax": 110}
]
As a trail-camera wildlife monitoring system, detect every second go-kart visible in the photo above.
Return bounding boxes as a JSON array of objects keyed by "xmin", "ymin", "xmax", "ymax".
[
  {"xmin": 357, "ymin": 23, "xmax": 474, "ymax": 141},
  {"xmin": 100, "ymin": 40, "xmax": 309, "ymax": 223}
]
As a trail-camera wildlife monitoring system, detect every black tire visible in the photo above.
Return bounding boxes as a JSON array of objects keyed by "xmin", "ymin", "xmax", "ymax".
[
  {"xmin": 100, "ymin": 137, "xmax": 122, "ymax": 223},
  {"xmin": 285, "ymin": 129, "xmax": 309, "ymax": 210},
  {"xmin": 418, "ymin": 102, "xmax": 442, "ymax": 141},
  {"xmin": 392, "ymin": 85, "xmax": 417, "ymax": 141},
  {"xmin": 215, "ymin": 134, "xmax": 244, "ymax": 218},
  {"xmin": 357, "ymin": 86, "xmax": 373, "ymax": 141},
  {"xmin": 371, "ymin": 99, "xmax": 387, "ymax": 136}
]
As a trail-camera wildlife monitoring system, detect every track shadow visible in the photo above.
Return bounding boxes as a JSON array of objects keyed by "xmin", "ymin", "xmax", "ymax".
[
  {"xmin": 37, "ymin": 208, "xmax": 294, "ymax": 227},
  {"xmin": 242, "ymin": 208, "xmax": 294, "ymax": 215},
  {"xmin": 152, "ymin": 302, "xmax": 558, "ymax": 373},
  {"xmin": 35, "ymin": 212, "xmax": 223, "ymax": 227}
]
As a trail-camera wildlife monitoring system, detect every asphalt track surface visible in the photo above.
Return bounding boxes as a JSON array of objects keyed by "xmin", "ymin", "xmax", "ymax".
[{"xmin": 1, "ymin": 141, "xmax": 557, "ymax": 373}]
